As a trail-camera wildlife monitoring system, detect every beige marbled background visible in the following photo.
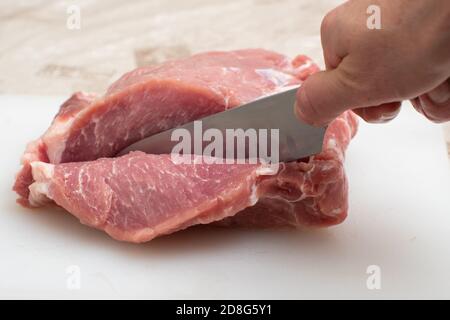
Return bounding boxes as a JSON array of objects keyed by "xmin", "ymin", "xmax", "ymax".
[{"xmin": 1, "ymin": 0, "xmax": 449, "ymax": 158}]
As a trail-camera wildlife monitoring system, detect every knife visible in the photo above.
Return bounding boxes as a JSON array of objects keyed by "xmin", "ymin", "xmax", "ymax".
[{"xmin": 118, "ymin": 85, "xmax": 326, "ymax": 162}]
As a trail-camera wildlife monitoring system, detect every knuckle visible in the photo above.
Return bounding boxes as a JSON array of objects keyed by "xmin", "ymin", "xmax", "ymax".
[
  {"xmin": 320, "ymin": 11, "xmax": 336, "ymax": 37},
  {"xmin": 335, "ymin": 69, "xmax": 371, "ymax": 104},
  {"xmin": 336, "ymin": 64, "xmax": 397, "ymax": 106}
]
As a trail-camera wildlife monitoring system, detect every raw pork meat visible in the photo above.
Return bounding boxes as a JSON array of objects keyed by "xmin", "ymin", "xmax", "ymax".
[
  {"xmin": 14, "ymin": 49, "xmax": 358, "ymax": 242},
  {"xmin": 29, "ymin": 154, "xmax": 276, "ymax": 242}
]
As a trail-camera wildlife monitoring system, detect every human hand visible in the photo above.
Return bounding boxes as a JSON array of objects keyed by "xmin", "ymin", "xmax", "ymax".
[{"xmin": 295, "ymin": 0, "xmax": 450, "ymax": 126}]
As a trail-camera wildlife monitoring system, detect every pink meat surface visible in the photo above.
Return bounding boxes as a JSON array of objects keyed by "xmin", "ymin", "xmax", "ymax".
[
  {"xmin": 13, "ymin": 49, "xmax": 358, "ymax": 243},
  {"xmin": 29, "ymin": 154, "xmax": 276, "ymax": 242}
]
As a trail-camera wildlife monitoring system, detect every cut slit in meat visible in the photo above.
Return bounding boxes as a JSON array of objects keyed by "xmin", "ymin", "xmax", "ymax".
[{"xmin": 13, "ymin": 49, "xmax": 358, "ymax": 243}]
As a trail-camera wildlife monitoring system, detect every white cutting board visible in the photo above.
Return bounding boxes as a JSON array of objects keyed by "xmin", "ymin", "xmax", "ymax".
[{"xmin": 0, "ymin": 95, "xmax": 449, "ymax": 299}]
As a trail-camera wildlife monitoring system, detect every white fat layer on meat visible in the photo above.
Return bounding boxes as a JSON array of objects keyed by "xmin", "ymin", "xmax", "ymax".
[
  {"xmin": 249, "ymin": 184, "xmax": 259, "ymax": 206},
  {"xmin": 256, "ymin": 165, "xmax": 278, "ymax": 176},
  {"xmin": 327, "ymin": 138, "xmax": 337, "ymax": 149},
  {"xmin": 20, "ymin": 140, "xmax": 43, "ymax": 164},
  {"xmin": 328, "ymin": 208, "xmax": 343, "ymax": 216},
  {"xmin": 255, "ymin": 68, "xmax": 296, "ymax": 87},
  {"xmin": 44, "ymin": 118, "xmax": 74, "ymax": 163},
  {"xmin": 30, "ymin": 161, "xmax": 54, "ymax": 180},
  {"xmin": 28, "ymin": 162, "xmax": 55, "ymax": 207},
  {"xmin": 44, "ymin": 92, "xmax": 97, "ymax": 163},
  {"xmin": 247, "ymin": 164, "xmax": 278, "ymax": 205},
  {"xmin": 29, "ymin": 183, "xmax": 50, "ymax": 207},
  {"xmin": 296, "ymin": 59, "xmax": 313, "ymax": 72}
]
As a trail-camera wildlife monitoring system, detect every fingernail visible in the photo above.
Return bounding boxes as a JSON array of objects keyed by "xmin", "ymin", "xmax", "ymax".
[
  {"xmin": 294, "ymin": 101, "xmax": 305, "ymax": 121},
  {"xmin": 294, "ymin": 101, "xmax": 313, "ymax": 125},
  {"xmin": 427, "ymin": 82, "xmax": 450, "ymax": 104},
  {"xmin": 368, "ymin": 113, "xmax": 397, "ymax": 124},
  {"xmin": 293, "ymin": 101, "xmax": 301, "ymax": 118}
]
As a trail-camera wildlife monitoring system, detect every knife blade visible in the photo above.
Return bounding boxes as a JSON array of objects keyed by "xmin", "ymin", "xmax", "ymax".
[{"xmin": 117, "ymin": 85, "xmax": 326, "ymax": 162}]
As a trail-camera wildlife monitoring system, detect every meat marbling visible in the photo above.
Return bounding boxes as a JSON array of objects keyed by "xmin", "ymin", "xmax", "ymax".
[{"xmin": 13, "ymin": 49, "xmax": 358, "ymax": 243}]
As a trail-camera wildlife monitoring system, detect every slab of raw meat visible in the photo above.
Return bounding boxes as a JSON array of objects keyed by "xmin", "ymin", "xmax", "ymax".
[
  {"xmin": 28, "ymin": 111, "xmax": 356, "ymax": 242},
  {"xmin": 13, "ymin": 49, "xmax": 358, "ymax": 242},
  {"xmin": 14, "ymin": 49, "xmax": 318, "ymax": 204}
]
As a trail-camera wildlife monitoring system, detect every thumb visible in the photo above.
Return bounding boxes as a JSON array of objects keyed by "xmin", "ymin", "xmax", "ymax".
[{"xmin": 294, "ymin": 69, "xmax": 361, "ymax": 126}]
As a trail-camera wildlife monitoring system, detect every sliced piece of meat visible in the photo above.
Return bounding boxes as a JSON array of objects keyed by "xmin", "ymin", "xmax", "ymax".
[
  {"xmin": 14, "ymin": 49, "xmax": 358, "ymax": 242},
  {"xmin": 29, "ymin": 153, "xmax": 276, "ymax": 242}
]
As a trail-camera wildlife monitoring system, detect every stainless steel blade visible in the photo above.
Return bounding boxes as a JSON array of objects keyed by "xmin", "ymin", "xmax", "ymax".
[{"xmin": 118, "ymin": 85, "xmax": 326, "ymax": 162}]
